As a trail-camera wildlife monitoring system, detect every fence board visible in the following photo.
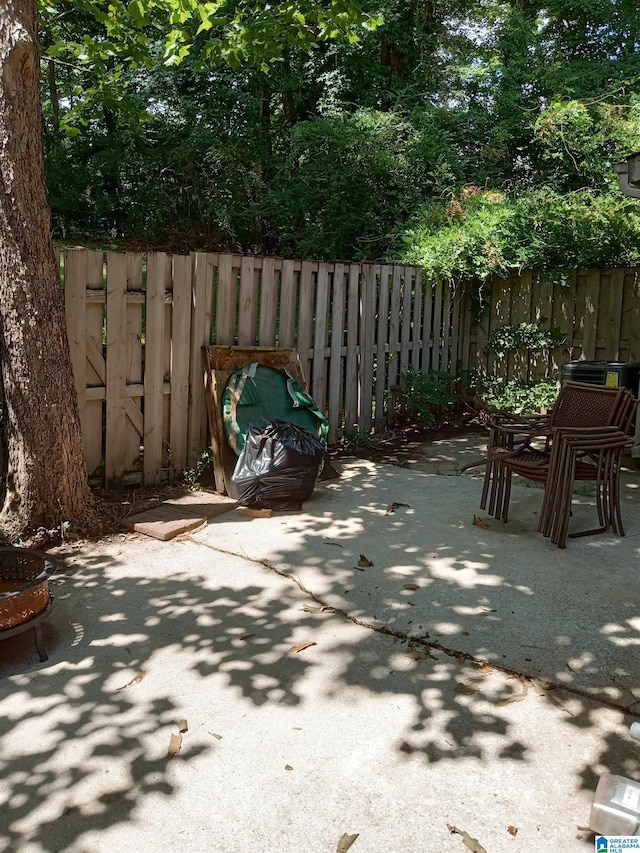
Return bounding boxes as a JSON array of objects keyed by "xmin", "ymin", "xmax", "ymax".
[
  {"xmin": 215, "ymin": 253, "xmax": 236, "ymax": 345},
  {"xmin": 344, "ymin": 265, "xmax": 360, "ymax": 433},
  {"xmin": 375, "ymin": 265, "xmax": 391, "ymax": 429},
  {"xmin": 421, "ymin": 279, "xmax": 434, "ymax": 373},
  {"xmin": 460, "ymin": 284, "xmax": 472, "ymax": 372},
  {"xmin": 297, "ymin": 261, "xmax": 315, "ymax": 384},
  {"xmin": 509, "ymin": 270, "xmax": 531, "ymax": 380},
  {"xmin": 551, "ymin": 275, "xmax": 576, "ymax": 372},
  {"xmin": 259, "ymin": 257, "xmax": 278, "ymax": 346},
  {"xmin": 359, "ymin": 264, "xmax": 377, "ymax": 432},
  {"xmin": 410, "ymin": 269, "xmax": 422, "ymax": 370},
  {"xmin": 169, "ymin": 254, "xmax": 192, "ymax": 474},
  {"xmin": 388, "ymin": 266, "xmax": 402, "ymax": 391},
  {"xmin": 624, "ymin": 269, "xmax": 640, "ymax": 364},
  {"xmin": 604, "ymin": 268, "xmax": 625, "ymax": 360},
  {"xmin": 105, "ymin": 252, "xmax": 129, "ymax": 483},
  {"xmin": 143, "ymin": 253, "xmax": 166, "ymax": 484},
  {"xmin": 449, "ymin": 287, "xmax": 461, "ymax": 374},
  {"xmin": 328, "ymin": 264, "xmax": 346, "ymax": 442},
  {"xmin": 237, "ymin": 256, "xmax": 257, "ymax": 346},
  {"xmin": 488, "ymin": 277, "xmax": 510, "ymax": 379},
  {"xmin": 312, "ymin": 263, "xmax": 331, "ymax": 414},
  {"xmin": 187, "ymin": 252, "xmax": 214, "ymax": 464},
  {"xmin": 473, "ymin": 282, "xmax": 489, "ymax": 376},
  {"xmin": 432, "ymin": 280, "xmax": 444, "ymax": 371},
  {"xmin": 582, "ymin": 268, "xmax": 601, "ymax": 360},
  {"xmin": 441, "ymin": 285, "xmax": 452, "ymax": 372},
  {"xmin": 400, "ymin": 267, "xmax": 412, "ymax": 375},
  {"xmin": 530, "ymin": 273, "xmax": 550, "ymax": 380},
  {"xmin": 278, "ymin": 260, "xmax": 297, "ymax": 348}
]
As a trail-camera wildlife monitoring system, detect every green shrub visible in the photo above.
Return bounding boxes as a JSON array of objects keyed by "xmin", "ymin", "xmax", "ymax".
[
  {"xmin": 470, "ymin": 374, "xmax": 560, "ymax": 415},
  {"xmin": 391, "ymin": 367, "xmax": 461, "ymax": 425},
  {"xmin": 394, "ymin": 187, "xmax": 640, "ymax": 284}
]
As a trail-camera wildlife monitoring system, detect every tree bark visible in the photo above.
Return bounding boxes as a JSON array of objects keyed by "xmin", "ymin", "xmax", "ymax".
[{"xmin": 0, "ymin": 0, "xmax": 97, "ymax": 539}]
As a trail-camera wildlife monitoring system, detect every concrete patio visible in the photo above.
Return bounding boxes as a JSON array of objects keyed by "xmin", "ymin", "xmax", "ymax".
[{"xmin": 1, "ymin": 431, "xmax": 639, "ymax": 852}]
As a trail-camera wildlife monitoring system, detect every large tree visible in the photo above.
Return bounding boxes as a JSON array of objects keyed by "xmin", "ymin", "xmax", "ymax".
[{"xmin": 0, "ymin": 0, "xmax": 97, "ymax": 540}]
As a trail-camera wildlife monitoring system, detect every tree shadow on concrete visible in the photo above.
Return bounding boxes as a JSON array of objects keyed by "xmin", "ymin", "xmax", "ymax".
[{"xmin": 1, "ymin": 450, "xmax": 639, "ymax": 850}]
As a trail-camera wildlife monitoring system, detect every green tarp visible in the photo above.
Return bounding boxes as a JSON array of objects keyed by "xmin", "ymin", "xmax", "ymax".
[{"xmin": 222, "ymin": 364, "xmax": 329, "ymax": 454}]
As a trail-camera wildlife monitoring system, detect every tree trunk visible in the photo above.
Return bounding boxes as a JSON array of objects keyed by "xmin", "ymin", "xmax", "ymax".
[{"xmin": 0, "ymin": 0, "xmax": 97, "ymax": 540}]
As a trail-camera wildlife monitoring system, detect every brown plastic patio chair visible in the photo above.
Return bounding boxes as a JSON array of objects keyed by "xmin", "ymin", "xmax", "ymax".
[
  {"xmin": 474, "ymin": 382, "xmax": 636, "ymax": 541},
  {"xmin": 538, "ymin": 424, "xmax": 633, "ymax": 548}
]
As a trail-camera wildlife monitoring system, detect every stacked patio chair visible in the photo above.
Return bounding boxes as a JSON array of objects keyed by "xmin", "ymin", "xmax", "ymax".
[{"xmin": 475, "ymin": 381, "xmax": 637, "ymax": 548}]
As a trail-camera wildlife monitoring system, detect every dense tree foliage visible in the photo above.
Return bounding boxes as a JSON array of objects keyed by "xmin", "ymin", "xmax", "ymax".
[{"xmin": 40, "ymin": 0, "xmax": 640, "ymax": 278}]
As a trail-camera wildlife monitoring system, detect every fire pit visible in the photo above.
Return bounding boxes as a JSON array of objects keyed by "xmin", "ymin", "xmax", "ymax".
[{"xmin": 0, "ymin": 547, "xmax": 58, "ymax": 661}]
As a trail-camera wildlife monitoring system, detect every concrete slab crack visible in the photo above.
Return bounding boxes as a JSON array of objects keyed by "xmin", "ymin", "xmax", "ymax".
[{"xmin": 186, "ymin": 534, "xmax": 635, "ymax": 715}]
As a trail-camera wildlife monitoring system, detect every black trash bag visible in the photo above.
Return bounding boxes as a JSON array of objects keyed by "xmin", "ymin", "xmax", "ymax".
[{"xmin": 229, "ymin": 419, "xmax": 325, "ymax": 510}]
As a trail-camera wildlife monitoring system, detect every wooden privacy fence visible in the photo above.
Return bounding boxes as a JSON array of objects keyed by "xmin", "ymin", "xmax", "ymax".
[
  {"xmin": 61, "ymin": 249, "xmax": 470, "ymax": 488},
  {"xmin": 60, "ymin": 249, "xmax": 640, "ymax": 488},
  {"xmin": 471, "ymin": 268, "xmax": 640, "ymax": 381}
]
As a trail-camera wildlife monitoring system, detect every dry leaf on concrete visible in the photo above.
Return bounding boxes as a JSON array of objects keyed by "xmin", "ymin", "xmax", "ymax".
[
  {"xmin": 496, "ymin": 682, "xmax": 529, "ymax": 706},
  {"xmin": 507, "ymin": 825, "xmax": 518, "ymax": 836},
  {"xmin": 178, "ymin": 719, "xmax": 188, "ymax": 733},
  {"xmin": 472, "ymin": 515, "xmax": 491, "ymax": 530},
  {"xmin": 208, "ymin": 732, "xmax": 223, "ymax": 740},
  {"xmin": 337, "ymin": 833, "xmax": 359, "ymax": 852},
  {"xmin": 167, "ymin": 733, "xmax": 183, "ymax": 758},
  {"xmin": 404, "ymin": 649, "xmax": 435, "ymax": 661},
  {"xmin": 289, "ymin": 641, "xmax": 317, "ymax": 653},
  {"xmin": 357, "ymin": 555, "xmax": 373, "ymax": 567},
  {"xmin": 455, "ymin": 682, "xmax": 480, "ymax": 696},
  {"xmin": 385, "ymin": 502, "xmax": 411, "ymax": 515},
  {"xmin": 402, "ymin": 583, "xmax": 419, "ymax": 591},
  {"xmin": 116, "ymin": 670, "xmax": 146, "ymax": 691},
  {"xmin": 447, "ymin": 824, "xmax": 487, "ymax": 853},
  {"xmin": 285, "ymin": 764, "xmax": 293, "ymax": 771}
]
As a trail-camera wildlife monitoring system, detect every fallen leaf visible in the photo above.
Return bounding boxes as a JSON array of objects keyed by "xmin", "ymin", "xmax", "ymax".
[
  {"xmin": 240, "ymin": 633, "xmax": 256, "ymax": 641},
  {"xmin": 402, "ymin": 583, "xmax": 419, "ymax": 591},
  {"xmin": 357, "ymin": 555, "xmax": 373, "ymax": 567},
  {"xmin": 167, "ymin": 733, "xmax": 182, "ymax": 758},
  {"xmin": 507, "ymin": 825, "xmax": 518, "ymax": 836},
  {"xmin": 337, "ymin": 833, "xmax": 359, "ymax": 852},
  {"xmin": 496, "ymin": 683, "xmax": 529, "ymax": 706},
  {"xmin": 455, "ymin": 682, "xmax": 480, "ymax": 695},
  {"xmin": 116, "ymin": 670, "xmax": 146, "ymax": 691},
  {"xmin": 178, "ymin": 718, "xmax": 188, "ymax": 733},
  {"xmin": 324, "ymin": 540, "xmax": 344, "ymax": 548},
  {"xmin": 289, "ymin": 641, "xmax": 317, "ymax": 653},
  {"xmin": 208, "ymin": 731, "xmax": 223, "ymax": 740},
  {"xmin": 385, "ymin": 502, "xmax": 411, "ymax": 515},
  {"xmin": 447, "ymin": 824, "xmax": 487, "ymax": 853},
  {"xmin": 404, "ymin": 649, "xmax": 434, "ymax": 661},
  {"xmin": 285, "ymin": 764, "xmax": 293, "ymax": 771},
  {"xmin": 473, "ymin": 515, "xmax": 490, "ymax": 529}
]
